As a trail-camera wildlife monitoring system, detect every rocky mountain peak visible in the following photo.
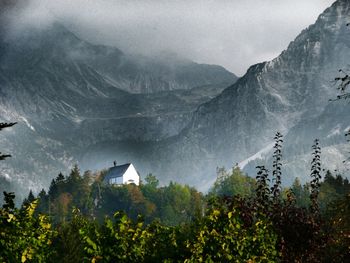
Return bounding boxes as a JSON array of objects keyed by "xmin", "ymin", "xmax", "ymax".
[{"xmin": 152, "ymin": 0, "xmax": 350, "ymax": 187}]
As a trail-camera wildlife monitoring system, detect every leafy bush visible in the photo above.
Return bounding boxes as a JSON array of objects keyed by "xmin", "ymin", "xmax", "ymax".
[{"xmin": 0, "ymin": 192, "xmax": 56, "ymax": 262}]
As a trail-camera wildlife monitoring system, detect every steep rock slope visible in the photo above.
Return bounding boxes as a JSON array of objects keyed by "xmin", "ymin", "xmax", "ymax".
[{"xmin": 154, "ymin": 0, "xmax": 350, "ymax": 187}]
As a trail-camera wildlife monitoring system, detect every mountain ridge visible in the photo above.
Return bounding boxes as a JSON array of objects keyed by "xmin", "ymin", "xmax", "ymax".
[{"xmin": 147, "ymin": 0, "xmax": 350, "ymax": 188}]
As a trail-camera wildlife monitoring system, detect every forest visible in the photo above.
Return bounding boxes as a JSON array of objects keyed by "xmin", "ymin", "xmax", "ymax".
[{"xmin": 0, "ymin": 131, "xmax": 349, "ymax": 262}]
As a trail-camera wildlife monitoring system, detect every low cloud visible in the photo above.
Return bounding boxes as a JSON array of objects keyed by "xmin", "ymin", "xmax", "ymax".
[{"xmin": 4, "ymin": 0, "xmax": 335, "ymax": 75}]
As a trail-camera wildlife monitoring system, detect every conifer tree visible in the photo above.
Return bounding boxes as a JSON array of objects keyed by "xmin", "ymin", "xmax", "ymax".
[
  {"xmin": 56, "ymin": 172, "xmax": 65, "ymax": 183},
  {"xmin": 22, "ymin": 190, "xmax": 35, "ymax": 208},
  {"xmin": 69, "ymin": 164, "xmax": 81, "ymax": 182}
]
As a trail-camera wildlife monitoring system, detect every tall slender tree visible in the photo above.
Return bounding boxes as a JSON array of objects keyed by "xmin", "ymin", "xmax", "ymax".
[
  {"xmin": 271, "ymin": 132, "xmax": 283, "ymax": 202},
  {"xmin": 255, "ymin": 165, "xmax": 270, "ymax": 212},
  {"xmin": 310, "ymin": 139, "xmax": 322, "ymax": 214}
]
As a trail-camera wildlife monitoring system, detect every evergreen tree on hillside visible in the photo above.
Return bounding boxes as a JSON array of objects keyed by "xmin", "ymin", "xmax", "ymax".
[
  {"xmin": 56, "ymin": 172, "xmax": 65, "ymax": 183},
  {"xmin": 209, "ymin": 166, "xmax": 255, "ymax": 197},
  {"xmin": 37, "ymin": 188, "xmax": 49, "ymax": 214},
  {"xmin": 141, "ymin": 174, "xmax": 160, "ymax": 205},
  {"xmin": 144, "ymin": 174, "xmax": 159, "ymax": 188},
  {"xmin": 68, "ymin": 164, "xmax": 81, "ymax": 182},
  {"xmin": 22, "ymin": 190, "xmax": 35, "ymax": 208},
  {"xmin": 290, "ymin": 177, "xmax": 310, "ymax": 208}
]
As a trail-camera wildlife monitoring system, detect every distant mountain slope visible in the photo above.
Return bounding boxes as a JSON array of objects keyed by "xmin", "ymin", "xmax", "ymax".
[
  {"xmin": 0, "ymin": 22, "xmax": 237, "ymax": 199},
  {"xmin": 151, "ymin": 0, "xmax": 350, "ymax": 187},
  {"xmin": 1, "ymin": 23, "xmax": 236, "ymax": 94}
]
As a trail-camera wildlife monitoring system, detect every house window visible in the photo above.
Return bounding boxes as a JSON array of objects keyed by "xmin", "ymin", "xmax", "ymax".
[
  {"xmin": 109, "ymin": 177, "xmax": 123, "ymax": 185},
  {"xmin": 110, "ymin": 178, "xmax": 117, "ymax": 184},
  {"xmin": 117, "ymin": 177, "xmax": 123, "ymax": 184}
]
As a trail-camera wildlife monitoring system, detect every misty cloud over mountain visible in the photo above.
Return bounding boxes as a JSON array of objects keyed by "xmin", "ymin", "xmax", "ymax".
[{"xmin": 2, "ymin": 0, "xmax": 334, "ymax": 75}]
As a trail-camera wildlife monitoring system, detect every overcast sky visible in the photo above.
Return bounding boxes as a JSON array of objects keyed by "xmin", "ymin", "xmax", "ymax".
[{"xmin": 8, "ymin": 0, "xmax": 335, "ymax": 75}]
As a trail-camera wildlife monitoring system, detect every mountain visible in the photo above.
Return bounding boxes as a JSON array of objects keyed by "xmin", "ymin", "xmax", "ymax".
[
  {"xmin": 150, "ymin": 0, "xmax": 350, "ymax": 188},
  {"xmin": 2, "ymin": 0, "xmax": 349, "ymax": 197},
  {"xmin": 0, "ymin": 22, "xmax": 237, "ymax": 199},
  {"xmin": 1, "ymin": 23, "xmax": 235, "ymax": 94}
]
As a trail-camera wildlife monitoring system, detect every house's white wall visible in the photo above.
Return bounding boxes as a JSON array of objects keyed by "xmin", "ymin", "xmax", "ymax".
[{"xmin": 122, "ymin": 164, "xmax": 140, "ymax": 185}]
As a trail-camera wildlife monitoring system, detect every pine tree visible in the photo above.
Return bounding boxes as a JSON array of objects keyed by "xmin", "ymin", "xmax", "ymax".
[
  {"xmin": 2, "ymin": 191, "xmax": 15, "ymax": 211},
  {"xmin": 48, "ymin": 178, "xmax": 57, "ymax": 197},
  {"xmin": 56, "ymin": 172, "xmax": 65, "ymax": 183},
  {"xmin": 22, "ymin": 190, "xmax": 35, "ymax": 208},
  {"xmin": 69, "ymin": 164, "xmax": 81, "ymax": 182}
]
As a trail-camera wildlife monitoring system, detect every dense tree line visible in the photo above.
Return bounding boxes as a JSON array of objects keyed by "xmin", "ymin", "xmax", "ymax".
[
  {"xmin": 0, "ymin": 120, "xmax": 349, "ymax": 261},
  {"xmin": 33, "ymin": 166, "xmax": 203, "ymax": 226},
  {"xmin": 0, "ymin": 159, "xmax": 348, "ymax": 262}
]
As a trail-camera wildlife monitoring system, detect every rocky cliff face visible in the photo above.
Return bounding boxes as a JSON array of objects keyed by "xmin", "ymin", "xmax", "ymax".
[{"xmin": 153, "ymin": 0, "xmax": 350, "ymax": 188}]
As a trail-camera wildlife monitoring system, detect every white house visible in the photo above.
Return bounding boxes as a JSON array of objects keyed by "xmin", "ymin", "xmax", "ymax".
[{"xmin": 103, "ymin": 163, "xmax": 140, "ymax": 186}]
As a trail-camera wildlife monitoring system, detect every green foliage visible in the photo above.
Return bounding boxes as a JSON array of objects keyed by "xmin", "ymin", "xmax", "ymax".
[
  {"xmin": 144, "ymin": 173, "xmax": 159, "ymax": 188},
  {"xmin": 78, "ymin": 198, "xmax": 278, "ymax": 262},
  {"xmin": 289, "ymin": 177, "xmax": 311, "ymax": 208},
  {"xmin": 40, "ymin": 166, "xmax": 94, "ymax": 223},
  {"xmin": 81, "ymin": 211, "xmax": 154, "ymax": 262},
  {"xmin": 22, "ymin": 190, "xmax": 35, "ymax": 209},
  {"xmin": 186, "ymin": 204, "xmax": 278, "ymax": 262},
  {"xmin": 0, "ymin": 192, "xmax": 56, "ymax": 262},
  {"xmin": 323, "ymin": 193, "xmax": 350, "ymax": 262},
  {"xmin": 210, "ymin": 166, "xmax": 255, "ymax": 197},
  {"xmin": 1, "ymin": 152, "xmax": 349, "ymax": 262},
  {"xmin": 79, "ymin": 210, "xmax": 188, "ymax": 262},
  {"xmin": 36, "ymin": 168, "xmax": 204, "ymax": 227},
  {"xmin": 159, "ymin": 182, "xmax": 197, "ymax": 225},
  {"xmin": 51, "ymin": 208, "xmax": 93, "ymax": 263}
]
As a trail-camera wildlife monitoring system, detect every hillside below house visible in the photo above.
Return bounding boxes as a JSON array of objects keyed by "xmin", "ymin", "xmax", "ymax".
[{"xmin": 103, "ymin": 163, "xmax": 140, "ymax": 186}]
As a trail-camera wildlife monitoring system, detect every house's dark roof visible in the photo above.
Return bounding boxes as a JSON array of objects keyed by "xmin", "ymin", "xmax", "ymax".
[{"xmin": 103, "ymin": 163, "xmax": 131, "ymax": 182}]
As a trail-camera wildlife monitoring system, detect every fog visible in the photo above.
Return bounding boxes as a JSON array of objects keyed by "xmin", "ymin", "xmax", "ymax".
[{"xmin": 4, "ymin": 0, "xmax": 335, "ymax": 76}]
